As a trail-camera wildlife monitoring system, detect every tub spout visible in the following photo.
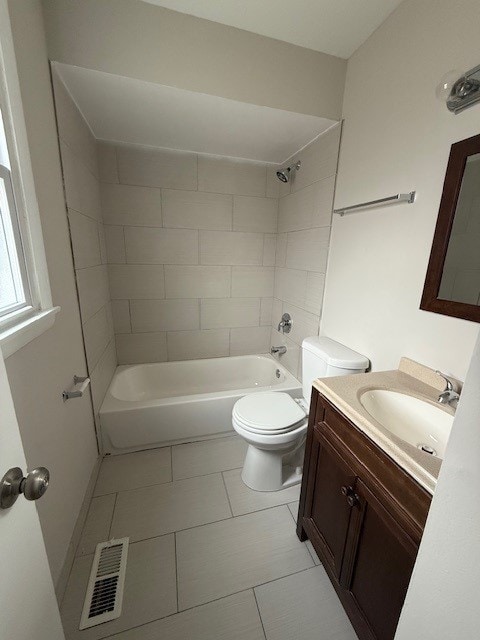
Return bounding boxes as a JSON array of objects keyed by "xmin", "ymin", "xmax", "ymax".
[{"xmin": 271, "ymin": 345, "xmax": 286, "ymax": 356}]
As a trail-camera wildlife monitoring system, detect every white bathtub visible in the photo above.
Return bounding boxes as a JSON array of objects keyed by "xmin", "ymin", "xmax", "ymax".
[{"xmin": 100, "ymin": 354, "xmax": 302, "ymax": 454}]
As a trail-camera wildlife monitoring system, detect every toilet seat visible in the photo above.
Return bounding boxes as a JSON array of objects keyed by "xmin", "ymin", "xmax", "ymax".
[{"xmin": 232, "ymin": 392, "xmax": 307, "ymax": 435}]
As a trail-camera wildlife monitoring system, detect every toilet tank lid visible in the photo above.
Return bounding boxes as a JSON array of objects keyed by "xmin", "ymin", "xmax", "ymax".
[{"xmin": 302, "ymin": 337, "xmax": 369, "ymax": 370}]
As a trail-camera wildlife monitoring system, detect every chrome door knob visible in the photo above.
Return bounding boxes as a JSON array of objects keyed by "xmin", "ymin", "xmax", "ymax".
[{"xmin": 0, "ymin": 466, "xmax": 50, "ymax": 509}]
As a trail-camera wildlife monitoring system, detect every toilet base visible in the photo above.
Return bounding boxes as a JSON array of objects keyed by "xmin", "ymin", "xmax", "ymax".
[{"xmin": 241, "ymin": 440, "xmax": 305, "ymax": 492}]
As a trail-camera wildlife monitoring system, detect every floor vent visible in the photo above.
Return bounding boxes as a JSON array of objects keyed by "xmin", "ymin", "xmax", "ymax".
[{"xmin": 79, "ymin": 538, "xmax": 129, "ymax": 630}]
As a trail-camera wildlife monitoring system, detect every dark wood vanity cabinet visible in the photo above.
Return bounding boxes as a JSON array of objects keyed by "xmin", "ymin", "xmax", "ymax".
[{"xmin": 297, "ymin": 389, "xmax": 432, "ymax": 640}]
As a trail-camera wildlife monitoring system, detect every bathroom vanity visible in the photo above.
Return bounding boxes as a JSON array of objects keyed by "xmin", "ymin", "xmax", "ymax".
[{"xmin": 296, "ymin": 361, "xmax": 453, "ymax": 640}]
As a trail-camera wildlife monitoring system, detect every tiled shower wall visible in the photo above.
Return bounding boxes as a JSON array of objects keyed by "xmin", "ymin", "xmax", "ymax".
[
  {"xmin": 98, "ymin": 143, "xmax": 279, "ymax": 363},
  {"xmin": 270, "ymin": 125, "xmax": 342, "ymax": 379},
  {"xmin": 52, "ymin": 71, "xmax": 117, "ymax": 425}
]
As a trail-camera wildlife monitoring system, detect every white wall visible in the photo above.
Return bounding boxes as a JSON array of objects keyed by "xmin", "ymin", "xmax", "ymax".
[
  {"xmin": 98, "ymin": 141, "xmax": 277, "ymax": 363},
  {"xmin": 395, "ymin": 331, "xmax": 480, "ymax": 639},
  {"xmin": 322, "ymin": 0, "xmax": 480, "ymax": 380},
  {"xmin": 41, "ymin": 0, "xmax": 346, "ymax": 120},
  {"xmin": 271, "ymin": 125, "xmax": 341, "ymax": 378},
  {"xmin": 5, "ymin": 0, "xmax": 98, "ymax": 588}
]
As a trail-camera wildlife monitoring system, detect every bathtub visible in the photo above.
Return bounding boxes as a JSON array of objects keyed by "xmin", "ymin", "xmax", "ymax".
[{"xmin": 99, "ymin": 354, "xmax": 302, "ymax": 454}]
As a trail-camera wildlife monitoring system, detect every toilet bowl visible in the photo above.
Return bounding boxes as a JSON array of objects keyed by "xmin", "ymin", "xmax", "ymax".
[
  {"xmin": 232, "ymin": 337, "xmax": 369, "ymax": 492},
  {"xmin": 232, "ymin": 392, "xmax": 308, "ymax": 491}
]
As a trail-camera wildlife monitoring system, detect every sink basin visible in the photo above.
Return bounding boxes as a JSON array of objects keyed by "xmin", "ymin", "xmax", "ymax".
[{"xmin": 359, "ymin": 389, "xmax": 454, "ymax": 459}]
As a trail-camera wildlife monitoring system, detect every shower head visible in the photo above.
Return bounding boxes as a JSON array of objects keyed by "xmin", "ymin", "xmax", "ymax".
[{"xmin": 276, "ymin": 161, "xmax": 301, "ymax": 183}]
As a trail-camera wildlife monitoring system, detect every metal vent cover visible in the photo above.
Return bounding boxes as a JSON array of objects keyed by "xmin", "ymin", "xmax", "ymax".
[{"xmin": 79, "ymin": 538, "xmax": 129, "ymax": 630}]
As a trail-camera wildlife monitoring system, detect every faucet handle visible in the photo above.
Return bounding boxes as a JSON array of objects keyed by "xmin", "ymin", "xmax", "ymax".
[{"xmin": 435, "ymin": 370, "xmax": 459, "ymax": 393}]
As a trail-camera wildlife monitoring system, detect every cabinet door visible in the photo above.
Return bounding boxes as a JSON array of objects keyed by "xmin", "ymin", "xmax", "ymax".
[
  {"xmin": 303, "ymin": 426, "xmax": 357, "ymax": 578},
  {"xmin": 341, "ymin": 479, "xmax": 418, "ymax": 640}
]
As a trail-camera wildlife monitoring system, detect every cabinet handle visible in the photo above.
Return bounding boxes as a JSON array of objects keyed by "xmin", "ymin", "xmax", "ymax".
[
  {"xmin": 347, "ymin": 493, "xmax": 360, "ymax": 507},
  {"xmin": 341, "ymin": 485, "xmax": 354, "ymax": 497}
]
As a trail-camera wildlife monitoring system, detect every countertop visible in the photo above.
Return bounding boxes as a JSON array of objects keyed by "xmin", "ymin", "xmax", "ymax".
[{"xmin": 312, "ymin": 358, "xmax": 457, "ymax": 495}]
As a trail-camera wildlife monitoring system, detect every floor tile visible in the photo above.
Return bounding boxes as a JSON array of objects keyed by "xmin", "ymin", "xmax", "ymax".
[
  {"xmin": 255, "ymin": 565, "xmax": 357, "ymax": 640},
  {"xmin": 76, "ymin": 494, "xmax": 116, "ymax": 556},
  {"xmin": 176, "ymin": 505, "xmax": 314, "ymax": 610},
  {"xmin": 172, "ymin": 435, "xmax": 247, "ymax": 480},
  {"xmin": 287, "ymin": 501, "xmax": 321, "ymax": 566},
  {"xmin": 110, "ymin": 473, "xmax": 232, "ymax": 541},
  {"xmin": 61, "ymin": 535, "xmax": 177, "ymax": 639},
  {"xmin": 94, "ymin": 447, "xmax": 171, "ymax": 496},
  {"xmin": 108, "ymin": 590, "xmax": 265, "ymax": 640},
  {"xmin": 224, "ymin": 469, "xmax": 301, "ymax": 516}
]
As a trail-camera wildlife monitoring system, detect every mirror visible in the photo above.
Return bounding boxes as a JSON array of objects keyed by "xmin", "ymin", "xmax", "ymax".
[{"xmin": 421, "ymin": 133, "xmax": 480, "ymax": 322}]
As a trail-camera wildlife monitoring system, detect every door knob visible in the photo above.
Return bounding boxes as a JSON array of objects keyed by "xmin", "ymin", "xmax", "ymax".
[
  {"xmin": 347, "ymin": 493, "xmax": 359, "ymax": 508},
  {"xmin": 0, "ymin": 466, "xmax": 50, "ymax": 509},
  {"xmin": 341, "ymin": 485, "xmax": 354, "ymax": 496}
]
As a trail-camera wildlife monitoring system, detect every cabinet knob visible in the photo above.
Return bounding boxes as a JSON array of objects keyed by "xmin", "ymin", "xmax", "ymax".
[
  {"xmin": 347, "ymin": 494, "xmax": 359, "ymax": 508},
  {"xmin": 341, "ymin": 485, "xmax": 354, "ymax": 497}
]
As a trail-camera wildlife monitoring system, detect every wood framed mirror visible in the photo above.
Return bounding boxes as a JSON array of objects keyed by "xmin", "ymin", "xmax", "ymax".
[{"xmin": 421, "ymin": 133, "xmax": 480, "ymax": 322}]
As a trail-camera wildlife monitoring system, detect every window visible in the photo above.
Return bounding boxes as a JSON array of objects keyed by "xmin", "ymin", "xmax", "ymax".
[
  {"xmin": 0, "ymin": 109, "xmax": 32, "ymax": 324},
  {"xmin": 0, "ymin": 0, "xmax": 58, "ymax": 357}
]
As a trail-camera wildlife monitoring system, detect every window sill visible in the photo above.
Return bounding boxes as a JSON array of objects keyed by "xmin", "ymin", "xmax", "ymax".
[{"xmin": 0, "ymin": 306, "xmax": 60, "ymax": 358}]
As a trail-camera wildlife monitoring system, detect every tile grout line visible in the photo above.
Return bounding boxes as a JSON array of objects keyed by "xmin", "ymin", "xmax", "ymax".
[
  {"xmin": 108, "ymin": 492, "xmax": 118, "ymax": 539},
  {"xmin": 174, "ymin": 531, "xmax": 179, "ymax": 613},
  {"xmin": 221, "ymin": 471, "xmax": 234, "ymax": 518},
  {"xmin": 253, "ymin": 588, "xmax": 268, "ymax": 640}
]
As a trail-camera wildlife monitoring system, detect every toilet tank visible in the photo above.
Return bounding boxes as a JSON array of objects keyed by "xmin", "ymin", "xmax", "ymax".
[{"xmin": 302, "ymin": 337, "xmax": 369, "ymax": 406}]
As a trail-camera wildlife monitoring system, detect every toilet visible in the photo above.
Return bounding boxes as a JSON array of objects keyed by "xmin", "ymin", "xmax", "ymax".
[{"xmin": 232, "ymin": 336, "xmax": 369, "ymax": 492}]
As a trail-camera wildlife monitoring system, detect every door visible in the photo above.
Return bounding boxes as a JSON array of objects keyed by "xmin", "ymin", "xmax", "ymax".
[
  {"xmin": 303, "ymin": 425, "xmax": 356, "ymax": 578},
  {"xmin": 341, "ymin": 479, "xmax": 418, "ymax": 640},
  {"xmin": 0, "ymin": 350, "xmax": 65, "ymax": 640}
]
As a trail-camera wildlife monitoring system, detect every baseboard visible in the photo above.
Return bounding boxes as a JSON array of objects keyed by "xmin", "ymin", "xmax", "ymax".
[{"xmin": 55, "ymin": 455, "xmax": 102, "ymax": 605}]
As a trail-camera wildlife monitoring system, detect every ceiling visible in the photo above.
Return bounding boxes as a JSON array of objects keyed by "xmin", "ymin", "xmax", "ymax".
[
  {"xmin": 54, "ymin": 63, "xmax": 336, "ymax": 164},
  {"xmin": 141, "ymin": 0, "xmax": 404, "ymax": 59}
]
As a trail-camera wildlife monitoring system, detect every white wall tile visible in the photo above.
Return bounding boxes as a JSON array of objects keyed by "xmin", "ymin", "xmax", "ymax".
[
  {"xmin": 233, "ymin": 196, "xmax": 277, "ymax": 233},
  {"xmin": 285, "ymin": 227, "xmax": 330, "ymax": 273},
  {"xmin": 116, "ymin": 332, "xmax": 168, "ymax": 364},
  {"xmin": 291, "ymin": 125, "xmax": 341, "ymax": 192},
  {"xmin": 283, "ymin": 303, "xmax": 320, "ymax": 347},
  {"xmin": 274, "ymin": 268, "xmax": 307, "ymax": 309},
  {"xmin": 275, "ymin": 233, "xmax": 287, "ymax": 267},
  {"xmin": 304, "ymin": 272, "xmax": 326, "ymax": 315},
  {"xmin": 68, "ymin": 209, "xmax": 101, "ymax": 269},
  {"xmin": 97, "ymin": 141, "xmax": 118, "ymax": 183},
  {"xmin": 231, "ymin": 266, "xmax": 274, "ymax": 298},
  {"xmin": 164, "ymin": 265, "xmax": 231, "ymax": 299},
  {"xmin": 100, "ymin": 183, "xmax": 162, "ymax": 227},
  {"xmin": 117, "ymin": 144, "xmax": 197, "ymax": 190},
  {"xmin": 125, "ymin": 227, "xmax": 198, "ymax": 264},
  {"xmin": 266, "ymin": 165, "xmax": 281, "ymax": 198},
  {"xmin": 278, "ymin": 181, "xmax": 329, "ymax": 233},
  {"xmin": 76, "ymin": 265, "xmax": 110, "ymax": 322},
  {"xmin": 108, "ymin": 264, "xmax": 165, "ymax": 299},
  {"xmin": 61, "ymin": 141, "xmax": 102, "ymax": 221},
  {"xmin": 104, "ymin": 225, "xmax": 126, "ymax": 263},
  {"xmin": 83, "ymin": 305, "xmax": 112, "ymax": 370},
  {"xmin": 272, "ymin": 299, "xmax": 283, "ymax": 326},
  {"xmin": 270, "ymin": 328, "xmax": 301, "ymax": 378},
  {"xmin": 198, "ymin": 156, "xmax": 266, "ymax": 196},
  {"xmin": 230, "ymin": 326, "xmax": 270, "ymax": 355},
  {"xmin": 311, "ymin": 175, "xmax": 335, "ymax": 227},
  {"xmin": 201, "ymin": 298, "xmax": 260, "ymax": 329},
  {"xmin": 167, "ymin": 329, "xmax": 230, "ymax": 361},
  {"xmin": 90, "ymin": 338, "xmax": 117, "ymax": 415},
  {"xmin": 111, "ymin": 300, "xmax": 131, "ymax": 333},
  {"xmin": 263, "ymin": 233, "xmax": 276, "ymax": 266},
  {"xmin": 130, "ymin": 299, "xmax": 200, "ymax": 333},
  {"xmin": 162, "ymin": 189, "xmax": 232, "ymax": 230},
  {"xmin": 260, "ymin": 298, "xmax": 273, "ymax": 326},
  {"xmin": 200, "ymin": 231, "xmax": 263, "ymax": 265}
]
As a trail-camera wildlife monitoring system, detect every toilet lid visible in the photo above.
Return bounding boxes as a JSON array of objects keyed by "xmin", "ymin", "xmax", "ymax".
[{"xmin": 233, "ymin": 392, "xmax": 306, "ymax": 432}]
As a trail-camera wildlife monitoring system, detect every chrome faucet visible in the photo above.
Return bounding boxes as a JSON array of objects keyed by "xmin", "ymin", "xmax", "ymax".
[
  {"xmin": 271, "ymin": 345, "xmax": 287, "ymax": 356},
  {"xmin": 436, "ymin": 371, "xmax": 460, "ymax": 407},
  {"xmin": 277, "ymin": 313, "xmax": 292, "ymax": 334}
]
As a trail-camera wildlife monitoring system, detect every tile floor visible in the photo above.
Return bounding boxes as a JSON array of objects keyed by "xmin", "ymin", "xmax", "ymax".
[{"xmin": 61, "ymin": 434, "xmax": 357, "ymax": 639}]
